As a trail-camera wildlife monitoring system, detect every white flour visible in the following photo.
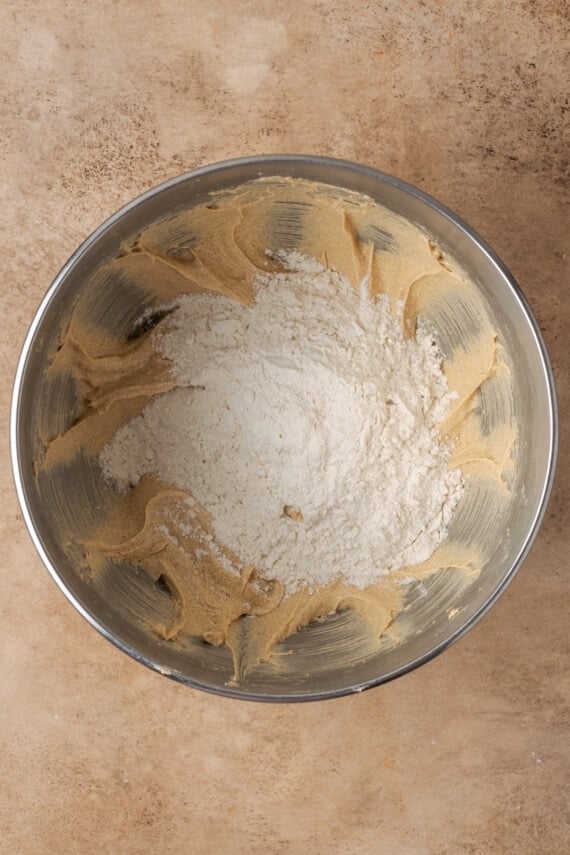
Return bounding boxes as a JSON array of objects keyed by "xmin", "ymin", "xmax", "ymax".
[{"xmin": 100, "ymin": 252, "xmax": 464, "ymax": 592}]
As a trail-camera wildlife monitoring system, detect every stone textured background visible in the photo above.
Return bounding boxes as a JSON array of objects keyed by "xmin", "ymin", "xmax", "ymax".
[{"xmin": 1, "ymin": 1, "xmax": 568, "ymax": 852}]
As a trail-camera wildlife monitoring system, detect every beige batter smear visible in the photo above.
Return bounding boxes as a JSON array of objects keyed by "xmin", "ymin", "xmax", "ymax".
[{"xmin": 38, "ymin": 178, "xmax": 517, "ymax": 682}]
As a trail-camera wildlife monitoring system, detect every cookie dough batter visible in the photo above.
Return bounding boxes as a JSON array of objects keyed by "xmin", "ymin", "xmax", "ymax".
[{"xmin": 37, "ymin": 178, "xmax": 517, "ymax": 682}]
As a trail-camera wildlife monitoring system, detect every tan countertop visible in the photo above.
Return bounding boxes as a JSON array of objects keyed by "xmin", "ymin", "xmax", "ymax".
[{"xmin": 1, "ymin": 2, "xmax": 568, "ymax": 852}]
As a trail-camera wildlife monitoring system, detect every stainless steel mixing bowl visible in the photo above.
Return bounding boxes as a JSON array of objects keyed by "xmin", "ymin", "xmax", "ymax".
[{"xmin": 11, "ymin": 156, "xmax": 557, "ymax": 701}]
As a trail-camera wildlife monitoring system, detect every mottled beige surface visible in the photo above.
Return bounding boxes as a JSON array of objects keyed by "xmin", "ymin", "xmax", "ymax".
[{"xmin": 1, "ymin": 1, "xmax": 568, "ymax": 853}]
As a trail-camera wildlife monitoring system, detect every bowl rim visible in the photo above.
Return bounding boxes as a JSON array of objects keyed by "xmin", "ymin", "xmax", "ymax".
[{"xmin": 10, "ymin": 154, "xmax": 559, "ymax": 702}]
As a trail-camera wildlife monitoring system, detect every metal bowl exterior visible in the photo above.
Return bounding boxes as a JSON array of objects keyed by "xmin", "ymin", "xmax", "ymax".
[{"xmin": 11, "ymin": 156, "xmax": 558, "ymax": 701}]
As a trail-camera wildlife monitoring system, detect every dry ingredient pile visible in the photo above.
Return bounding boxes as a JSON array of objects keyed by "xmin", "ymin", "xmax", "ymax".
[{"xmin": 100, "ymin": 251, "xmax": 464, "ymax": 594}]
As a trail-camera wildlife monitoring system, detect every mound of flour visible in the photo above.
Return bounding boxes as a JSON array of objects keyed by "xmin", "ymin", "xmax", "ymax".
[{"xmin": 100, "ymin": 252, "xmax": 463, "ymax": 592}]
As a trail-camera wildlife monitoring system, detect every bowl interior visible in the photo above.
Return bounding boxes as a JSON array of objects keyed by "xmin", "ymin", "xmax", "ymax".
[{"xmin": 12, "ymin": 157, "xmax": 556, "ymax": 700}]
